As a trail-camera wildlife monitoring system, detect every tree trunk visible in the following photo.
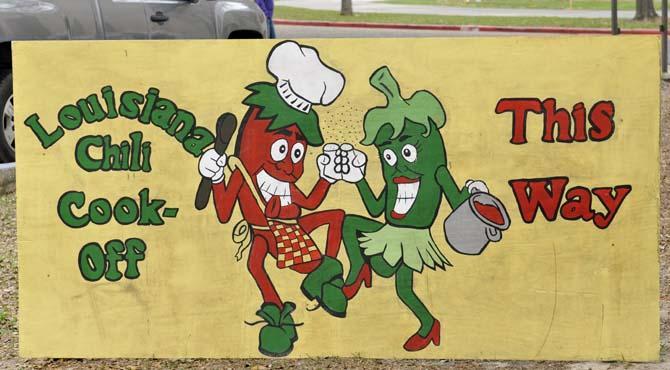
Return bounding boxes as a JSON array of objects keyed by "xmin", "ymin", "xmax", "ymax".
[
  {"xmin": 634, "ymin": 0, "xmax": 658, "ymax": 20},
  {"xmin": 341, "ymin": 0, "xmax": 353, "ymax": 16}
]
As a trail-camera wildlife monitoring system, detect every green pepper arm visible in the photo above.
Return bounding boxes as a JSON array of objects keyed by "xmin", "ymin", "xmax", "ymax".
[
  {"xmin": 355, "ymin": 179, "xmax": 386, "ymax": 217},
  {"xmin": 435, "ymin": 165, "xmax": 470, "ymax": 210}
]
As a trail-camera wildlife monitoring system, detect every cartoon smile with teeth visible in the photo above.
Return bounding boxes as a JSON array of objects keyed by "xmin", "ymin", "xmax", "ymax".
[
  {"xmin": 336, "ymin": 66, "xmax": 491, "ymax": 352},
  {"xmin": 198, "ymin": 41, "xmax": 351, "ymax": 357},
  {"xmin": 198, "ymin": 42, "xmax": 510, "ymax": 357}
]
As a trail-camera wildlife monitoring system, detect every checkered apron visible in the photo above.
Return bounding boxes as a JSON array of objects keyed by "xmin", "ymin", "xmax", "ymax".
[
  {"xmin": 269, "ymin": 220, "xmax": 322, "ymax": 269},
  {"xmin": 225, "ymin": 158, "xmax": 324, "ymax": 268}
]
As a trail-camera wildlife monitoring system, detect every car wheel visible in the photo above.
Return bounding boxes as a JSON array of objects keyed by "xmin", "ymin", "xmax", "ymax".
[{"xmin": 0, "ymin": 71, "xmax": 14, "ymax": 163}]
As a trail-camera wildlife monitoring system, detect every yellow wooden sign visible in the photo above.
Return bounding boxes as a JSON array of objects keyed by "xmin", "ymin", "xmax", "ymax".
[{"xmin": 15, "ymin": 37, "xmax": 660, "ymax": 360}]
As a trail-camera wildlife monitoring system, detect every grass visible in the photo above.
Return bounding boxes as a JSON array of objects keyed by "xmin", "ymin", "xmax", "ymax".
[
  {"xmin": 276, "ymin": 6, "xmax": 661, "ymax": 29},
  {"xmin": 0, "ymin": 192, "xmax": 16, "ymax": 363},
  {"xmin": 381, "ymin": 0, "xmax": 660, "ymax": 11}
]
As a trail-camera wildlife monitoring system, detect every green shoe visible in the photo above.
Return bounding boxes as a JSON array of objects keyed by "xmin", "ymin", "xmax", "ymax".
[
  {"xmin": 280, "ymin": 302, "xmax": 299, "ymax": 343},
  {"xmin": 320, "ymin": 281, "xmax": 348, "ymax": 318},
  {"xmin": 301, "ymin": 256, "xmax": 343, "ymax": 298},
  {"xmin": 301, "ymin": 256, "xmax": 347, "ymax": 318},
  {"xmin": 253, "ymin": 303, "xmax": 295, "ymax": 357},
  {"xmin": 331, "ymin": 277, "xmax": 344, "ymax": 288},
  {"xmin": 259, "ymin": 325, "xmax": 292, "ymax": 357}
]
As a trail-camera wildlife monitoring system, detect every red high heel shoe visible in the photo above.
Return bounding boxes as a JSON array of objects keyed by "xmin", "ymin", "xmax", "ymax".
[
  {"xmin": 342, "ymin": 263, "xmax": 372, "ymax": 300},
  {"xmin": 403, "ymin": 319, "xmax": 441, "ymax": 352}
]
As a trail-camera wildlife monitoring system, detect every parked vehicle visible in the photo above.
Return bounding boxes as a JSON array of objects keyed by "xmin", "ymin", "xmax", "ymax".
[{"xmin": 0, "ymin": 0, "xmax": 268, "ymax": 163}]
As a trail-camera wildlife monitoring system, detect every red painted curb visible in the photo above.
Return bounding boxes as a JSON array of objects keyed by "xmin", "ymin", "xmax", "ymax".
[{"xmin": 275, "ymin": 19, "xmax": 660, "ymax": 35}]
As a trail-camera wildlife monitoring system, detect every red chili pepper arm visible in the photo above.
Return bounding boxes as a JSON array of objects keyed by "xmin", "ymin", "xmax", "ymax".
[
  {"xmin": 211, "ymin": 169, "xmax": 244, "ymax": 224},
  {"xmin": 290, "ymin": 178, "xmax": 331, "ymax": 210}
]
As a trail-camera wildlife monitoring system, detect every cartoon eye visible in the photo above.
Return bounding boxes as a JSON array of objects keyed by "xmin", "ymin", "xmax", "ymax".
[
  {"xmin": 270, "ymin": 139, "xmax": 289, "ymax": 162},
  {"xmin": 382, "ymin": 149, "xmax": 397, "ymax": 166},
  {"xmin": 401, "ymin": 144, "xmax": 417, "ymax": 163},
  {"xmin": 291, "ymin": 143, "xmax": 305, "ymax": 163}
]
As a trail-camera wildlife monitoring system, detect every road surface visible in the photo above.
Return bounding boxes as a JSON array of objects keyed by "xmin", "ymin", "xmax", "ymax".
[{"xmin": 276, "ymin": 0, "xmax": 635, "ymax": 19}]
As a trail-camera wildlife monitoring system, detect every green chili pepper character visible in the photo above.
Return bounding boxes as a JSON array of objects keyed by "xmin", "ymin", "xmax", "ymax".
[{"xmin": 335, "ymin": 66, "xmax": 490, "ymax": 352}]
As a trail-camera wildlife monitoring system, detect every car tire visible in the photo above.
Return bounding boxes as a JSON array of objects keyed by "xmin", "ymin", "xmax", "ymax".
[{"xmin": 0, "ymin": 70, "xmax": 13, "ymax": 163}]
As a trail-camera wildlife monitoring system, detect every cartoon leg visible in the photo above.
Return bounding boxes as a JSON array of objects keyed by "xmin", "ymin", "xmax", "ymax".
[
  {"xmin": 248, "ymin": 234, "xmax": 282, "ymax": 307},
  {"xmin": 298, "ymin": 211, "xmax": 347, "ymax": 317},
  {"xmin": 247, "ymin": 234, "xmax": 298, "ymax": 357},
  {"xmin": 368, "ymin": 254, "xmax": 398, "ymax": 278},
  {"xmin": 289, "ymin": 210, "xmax": 345, "ymax": 275},
  {"xmin": 396, "ymin": 264, "xmax": 441, "ymax": 351},
  {"xmin": 343, "ymin": 215, "xmax": 383, "ymax": 291},
  {"xmin": 298, "ymin": 209, "xmax": 345, "ymax": 258}
]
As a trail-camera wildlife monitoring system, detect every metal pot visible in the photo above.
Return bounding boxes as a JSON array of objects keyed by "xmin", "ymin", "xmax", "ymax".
[{"xmin": 443, "ymin": 191, "xmax": 511, "ymax": 255}]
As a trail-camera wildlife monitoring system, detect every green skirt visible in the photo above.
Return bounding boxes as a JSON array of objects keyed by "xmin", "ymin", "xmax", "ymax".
[{"xmin": 359, "ymin": 224, "xmax": 451, "ymax": 272}]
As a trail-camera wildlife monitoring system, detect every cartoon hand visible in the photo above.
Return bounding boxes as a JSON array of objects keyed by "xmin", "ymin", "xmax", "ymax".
[
  {"xmin": 199, "ymin": 148, "xmax": 227, "ymax": 184},
  {"xmin": 466, "ymin": 179, "xmax": 489, "ymax": 194},
  {"xmin": 339, "ymin": 143, "xmax": 367, "ymax": 183},
  {"xmin": 317, "ymin": 143, "xmax": 342, "ymax": 184}
]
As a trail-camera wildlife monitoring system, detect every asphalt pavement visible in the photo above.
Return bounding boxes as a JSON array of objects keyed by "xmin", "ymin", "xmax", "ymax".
[{"xmin": 276, "ymin": 0, "xmax": 635, "ymax": 19}]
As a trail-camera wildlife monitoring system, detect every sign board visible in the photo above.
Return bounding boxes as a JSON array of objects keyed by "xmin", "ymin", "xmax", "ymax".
[{"xmin": 16, "ymin": 37, "xmax": 660, "ymax": 360}]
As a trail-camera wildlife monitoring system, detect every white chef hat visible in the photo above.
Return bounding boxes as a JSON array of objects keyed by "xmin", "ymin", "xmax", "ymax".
[{"xmin": 267, "ymin": 41, "xmax": 345, "ymax": 114}]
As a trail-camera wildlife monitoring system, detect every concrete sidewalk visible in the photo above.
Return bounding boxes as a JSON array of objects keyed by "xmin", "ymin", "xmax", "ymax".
[
  {"xmin": 275, "ymin": 18, "xmax": 658, "ymax": 34},
  {"xmin": 277, "ymin": 0, "xmax": 636, "ymax": 19}
]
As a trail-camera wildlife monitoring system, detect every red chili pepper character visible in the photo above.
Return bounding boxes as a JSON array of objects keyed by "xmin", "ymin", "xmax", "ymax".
[{"xmin": 197, "ymin": 41, "xmax": 347, "ymax": 357}]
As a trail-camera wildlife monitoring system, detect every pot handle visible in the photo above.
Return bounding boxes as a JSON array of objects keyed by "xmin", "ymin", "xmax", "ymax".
[{"xmin": 485, "ymin": 226, "xmax": 502, "ymax": 242}]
